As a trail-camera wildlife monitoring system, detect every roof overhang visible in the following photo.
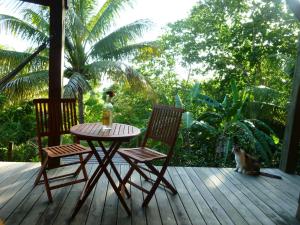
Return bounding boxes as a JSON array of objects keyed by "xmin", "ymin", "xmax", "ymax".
[{"xmin": 20, "ymin": 0, "xmax": 51, "ymax": 6}]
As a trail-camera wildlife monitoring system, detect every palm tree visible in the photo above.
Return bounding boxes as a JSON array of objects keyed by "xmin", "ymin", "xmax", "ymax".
[{"xmin": 0, "ymin": 0, "xmax": 153, "ymax": 122}]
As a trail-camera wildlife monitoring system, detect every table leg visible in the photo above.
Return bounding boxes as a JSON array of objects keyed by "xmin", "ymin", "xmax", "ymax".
[
  {"xmin": 71, "ymin": 140, "xmax": 131, "ymax": 219},
  {"xmin": 98, "ymin": 141, "xmax": 131, "ymax": 198}
]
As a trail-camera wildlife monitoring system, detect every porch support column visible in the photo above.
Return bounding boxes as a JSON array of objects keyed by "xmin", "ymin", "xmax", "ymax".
[
  {"xmin": 280, "ymin": 0, "xmax": 300, "ymax": 173},
  {"xmin": 280, "ymin": 35, "xmax": 300, "ymax": 173},
  {"xmin": 47, "ymin": 0, "xmax": 66, "ymax": 168}
]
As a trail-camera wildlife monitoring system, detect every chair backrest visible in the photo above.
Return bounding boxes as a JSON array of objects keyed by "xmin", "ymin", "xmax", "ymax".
[
  {"xmin": 33, "ymin": 98, "xmax": 77, "ymax": 138},
  {"xmin": 142, "ymin": 104, "xmax": 184, "ymax": 148}
]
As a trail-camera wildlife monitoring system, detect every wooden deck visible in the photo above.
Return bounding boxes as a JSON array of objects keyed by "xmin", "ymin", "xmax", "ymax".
[{"xmin": 0, "ymin": 162, "xmax": 299, "ymax": 225}]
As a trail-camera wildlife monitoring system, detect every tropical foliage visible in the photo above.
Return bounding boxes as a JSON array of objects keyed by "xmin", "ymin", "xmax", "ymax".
[
  {"xmin": 0, "ymin": 0, "xmax": 153, "ymax": 122},
  {"xmin": 0, "ymin": 0, "xmax": 298, "ymax": 169},
  {"xmin": 176, "ymin": 82, "xmax": 279, "ymax": 165}
]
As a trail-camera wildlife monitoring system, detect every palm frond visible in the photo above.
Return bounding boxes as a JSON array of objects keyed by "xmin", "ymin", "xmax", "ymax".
[
  {"xmin": 66, "ymin": 8, "xmax": 90, "ymax": 41},
  {"xmin": 23, "ymin": 8, "xmax": 49, "ymax": 34},
  {"xmin": 1, "ymin": 70, "xmax": 48, "ymax": 100},
  {"xmin": 86, "ymin": 60, "xmax": 124, "ymax": 77},
  {"xmin": 0, "ymin": 49, "xmax": 48, "ymax": 75},
  {"xmin": 95, "ymin": 42, "xmax": 156, "ymax": 60},
  {"xmin": 87, "ymin": 0, "xmax": 134, "ymax": 41},
  {"xmin": 70, "ymin": 0, "xmax": 96, "ymax": 23},
  {"xmin": 0, "ymin": 14, "xmax": 48, "ymax": 45},
  {"xmin": 90, "ymin": 20, "xmax": 152, "ymax": 58},
  {"xmin": 63, "ymin": 72, "xmax": 91, "ymax": 97}
]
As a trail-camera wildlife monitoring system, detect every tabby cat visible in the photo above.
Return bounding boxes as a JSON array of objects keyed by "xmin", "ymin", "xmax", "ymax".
[{"xmin": 233, "ymin": 146, "xmax": 281, "ymax": 179}]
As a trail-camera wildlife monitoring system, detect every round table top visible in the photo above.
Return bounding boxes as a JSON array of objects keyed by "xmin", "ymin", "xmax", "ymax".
[{"xmin": 70, "ymin": 123, "xmax": 141, "ymax": 141}]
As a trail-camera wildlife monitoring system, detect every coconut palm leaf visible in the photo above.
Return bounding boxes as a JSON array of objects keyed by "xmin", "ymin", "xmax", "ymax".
[
  {"xmin": 70, "ymin": 0, "xmax": 96, "ymax": 23},
  {"xmin": 1, "ymin": 70, "xmax": 48, "ymax": 100},
  {"xmin": 23, "ymin": 9, "xmax": 49, "ymax": 34},
  {"xmin": 0, "ymin": 14, "xmax": 48, "ymax": 44},
  {"xmin": 100, "ymin": 42, "xmax": 156, "ymax": 60},
  {"xmin": 86, "ymin": 60, "xmax": 124, "ymax": 76},
  {"xmin": 91, "ymin": 20, "xmax": 152, "ymax": 58},
  {"xmin": 87, "ymin": 0, "xmax": 133, "ymax": 41},
  {"xmin": 64, "ymin": 72, "xmax": 91, "ymax": 97},
  {"xmin": 67, "ymin": 8, "xmax": 90, "ymax": 41},
  {"xmin": 0, "ymin": 49, "xmax": 48, "ymax": 76}
]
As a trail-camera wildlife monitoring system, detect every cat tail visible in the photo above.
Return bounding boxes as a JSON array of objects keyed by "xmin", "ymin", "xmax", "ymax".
[{"xmin": 259, "ymin": 172, "xmax": 282, "ymax": 179}]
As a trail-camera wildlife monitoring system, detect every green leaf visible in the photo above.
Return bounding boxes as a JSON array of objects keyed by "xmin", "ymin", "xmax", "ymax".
[
  {"xmin": 231, "ymin": 80, "xmax": 238, "ymax": 104},
  {"xmin": 192, "ymin": 120, "xmax": 218, "ymax": 136},
  {"xmin": 272, "ymin": 135, "xmax": 279, "ymax": 145},
  {"xmin": 224, "ymin": 137, "xmax": 233, "ymax": 163},
  {"xmin": 182, "ymin": 112, "xmax": 194, "ymax": 129},
  {"xmin": 195, "ymin": 94, "xmax": 223, "ymax": 110},
  {"xmin": 190, "ymin": 82, "xmax": 201, "ymax": 99},
  {"xmin": 175, "ymin": 94, "xmax": 184, "ymax": 108}
]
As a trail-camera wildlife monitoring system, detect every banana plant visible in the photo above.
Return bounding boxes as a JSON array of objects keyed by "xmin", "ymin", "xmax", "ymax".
[{"xmin": 176, "ymin": 81, "xmax": 279, "ymax": 164}]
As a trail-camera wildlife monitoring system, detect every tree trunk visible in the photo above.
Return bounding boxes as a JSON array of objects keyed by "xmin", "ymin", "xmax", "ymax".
[{"xmin": 78, "ymin": 87, "xmax": 84, "ymax": 124}]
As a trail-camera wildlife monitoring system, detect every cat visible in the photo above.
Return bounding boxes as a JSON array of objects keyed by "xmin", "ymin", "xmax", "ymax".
[{"xmin": 232, "ymin": 145, "xmax": 282, "ymax": 179}]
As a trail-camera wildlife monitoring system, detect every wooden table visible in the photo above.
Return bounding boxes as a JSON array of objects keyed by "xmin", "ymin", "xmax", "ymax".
[{"xmin": 70, "ymin": 123, "xmax": 140, "ymax": 218}]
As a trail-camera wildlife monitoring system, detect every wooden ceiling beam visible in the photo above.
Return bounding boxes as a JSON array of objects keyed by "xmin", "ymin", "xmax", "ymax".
[{"xmin": 20, "ymin": 0, "xmax": 50, "ymax": 6}]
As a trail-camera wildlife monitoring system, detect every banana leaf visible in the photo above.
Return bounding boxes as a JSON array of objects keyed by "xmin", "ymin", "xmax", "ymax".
[{"xmin": 182, "ymin": 112, "xmax": 194, "ymax": 129}]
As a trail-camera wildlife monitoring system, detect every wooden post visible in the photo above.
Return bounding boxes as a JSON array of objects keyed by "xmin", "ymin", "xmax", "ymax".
[
  {"xmin": 297, "ymin": 193, "xmax": 300, "ymax": 220},
  {"xmin": 7, "ymin": 141, "xmax": 13, "ymax": 161},
  {"xmin": 47, "ymin": 0, "xmax": 66, "ymax": 168},
  {"xmin": 280, "ymin": 0, "xmax": 300, "ymax": 173},
  {"xmin": 280, "ymin": 35, "xmax": 300, "ymax": 173}
]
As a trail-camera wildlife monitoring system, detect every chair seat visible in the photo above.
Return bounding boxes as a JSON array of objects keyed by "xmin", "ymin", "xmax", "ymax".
[
  {"xmin": 44, "ymin": 144, "xmax": 92, "ymax": 158},
  {"xmin": 118, "ymin": 147, "xmax": 167, "ymax": 162}
]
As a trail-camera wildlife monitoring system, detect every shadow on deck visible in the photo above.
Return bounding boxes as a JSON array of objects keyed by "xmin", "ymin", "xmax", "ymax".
[{"xmin": 0, "ymin": 162, "xmax": 299, "ymax": 225}]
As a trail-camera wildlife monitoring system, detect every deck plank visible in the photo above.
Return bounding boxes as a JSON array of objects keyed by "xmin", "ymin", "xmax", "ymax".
[
  {"xmin": 221, "ymin": 168, "xmax": 300, "ymax": 225},
  {"xmin": 209, "ymin": 168, "xmax": 275, "ymax": 225},
  {"xmin": 116, "ymin": 164, "xmax": 132, "ymax": 225},
  {"xmin": 51, "ymin": 164, "xmax": 94, "ymax": 225},
  {"xmin": 101, "ymin": 166, "xmax": 119, "ymax": 225},
  {"xmin": 272, "ymin": 169, "xmax": 300, "ymax": 186},
  {"xmin": 149, "ymin": 170, "xmax": 177, "ymax": 225},
  {"xmin": 163, "ymin": 168, "xmax": 193, "ymax": 225},
  {"xmin": 193, "ymin": 167, "xmax": 248, "ymax": 225},
  {"xmin": 176, "ymin": 167, "xmax": 224, "ymax": 225},
  {"xmin": 21, "ymin": 165, "xmax": 78, "ymax": 225},
  {"xmin": 85, "ymin": 165, "xmax": 109, "ymax": 225},
  {"xmin": 140, "ymin": 168, "xmax": 163, "ymax": 225},
  {"xmin": 0, "ymin": 164, "xmax": 39, "ymax": 210},
  {"xmin": 0, "ymin": 163, "xmax": 299, "ymax": 225},
  {"xmin": 230, "ymin": 170, "xmax": 297, "ymax": 214},
  {"xmin": 167, "ymin": 167, "xmax": 206, "ymax": 225},
  {"xmin": 261, "ymin": 169, "xmax": 299, "ymax": 199},
  {"xmin": 0, "ymin": 163, "xmax": 27, "ymax": 184},
  {"xmin": 219, "ymin": 168, "xmax": 289, "ymax": 225},
  {"xmin": 131, "ymin": 170, "xmax": 147, "ymax": 225},
  {"xmin": 4, "ymin": 167, "xmax": 64, "ymax": 225}
]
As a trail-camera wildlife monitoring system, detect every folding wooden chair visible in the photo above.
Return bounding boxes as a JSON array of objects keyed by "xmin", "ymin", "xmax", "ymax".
[
  {"xmin": 118, "ymin": 104, "xmax": 184, "ymax": 207},
  {"xmin": 33, "ymin": 98, "xmax": 93, "ymax": 202}
]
